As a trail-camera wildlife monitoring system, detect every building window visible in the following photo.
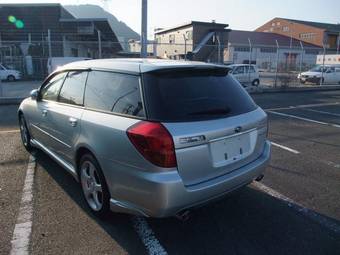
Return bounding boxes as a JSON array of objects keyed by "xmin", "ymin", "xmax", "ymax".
[
  {"xmin": 272, "ymin": 23, "xmax": 276, "ymax": 27},
  {"xmin": 299, "ymin": 33, "xmax": 316, "ymax": 40},
  {"xmin": 277, "ymin": 22, "xmax": 281, "ymax": 26},
  {"xmin": 283, "ymin": 26, "xmax": 289, "ymax": 32},
  {"xmin": 186, "ymin": 31, "xmax": 193, "ymax": 40},
  {"xmin": 169, "ymin": 34, "xmax": 175, "ymax": 44},
  {"xmin": 234, "ymin": 47, "xmax": 250, "ymax": 52},
  {"xmin": 260, "ymin": 47, "xmax": 277, "ymax": 53}
]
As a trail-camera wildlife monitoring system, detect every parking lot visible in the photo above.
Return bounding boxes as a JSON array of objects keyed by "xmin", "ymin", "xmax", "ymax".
[{"xmin": 1, "ymin": 90, "xmax": 340, "ymax": 255}]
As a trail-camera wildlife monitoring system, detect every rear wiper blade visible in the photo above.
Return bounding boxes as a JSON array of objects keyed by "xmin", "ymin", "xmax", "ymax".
[{"xmin": 188, "ymin": 108, "xmax": 230, "ymax": 116}]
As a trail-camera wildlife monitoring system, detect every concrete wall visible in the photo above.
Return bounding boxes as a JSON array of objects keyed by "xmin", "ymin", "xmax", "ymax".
[{"xmin": 155, "ymin": 26, "xmax": 194, "ymax": 59}]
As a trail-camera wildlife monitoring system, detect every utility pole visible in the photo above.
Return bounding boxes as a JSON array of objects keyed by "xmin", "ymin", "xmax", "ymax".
[{"xmin": 140, "ymin": 0, "xmax": 148, "ymax": 58}]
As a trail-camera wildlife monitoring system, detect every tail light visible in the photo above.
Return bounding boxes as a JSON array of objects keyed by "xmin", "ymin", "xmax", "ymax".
[{"xmin": 127, "ymin": 121, "xmax": 177, "ymax": 168}]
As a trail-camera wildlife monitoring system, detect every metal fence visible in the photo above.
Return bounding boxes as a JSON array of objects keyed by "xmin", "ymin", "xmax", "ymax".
[{"xmin": 0, "ymin": 38, "xmax": 338, "ymax": 87}]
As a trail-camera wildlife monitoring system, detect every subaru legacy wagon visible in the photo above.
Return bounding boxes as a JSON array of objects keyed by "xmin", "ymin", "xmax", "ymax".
[{"xmin": 18, "ymin": 59, "xmax": 271, "ymax": 218}]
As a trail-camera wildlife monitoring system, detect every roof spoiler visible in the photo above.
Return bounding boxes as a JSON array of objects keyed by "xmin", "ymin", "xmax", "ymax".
[{"xmin": 145, "ymin": 65, "xmax": 231, "ymax": 75}]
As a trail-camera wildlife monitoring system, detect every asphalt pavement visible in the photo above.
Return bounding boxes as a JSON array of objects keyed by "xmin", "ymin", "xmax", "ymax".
[{"xmin": 1, "ymin": 90, "xmax": 340, "ymax": 255}]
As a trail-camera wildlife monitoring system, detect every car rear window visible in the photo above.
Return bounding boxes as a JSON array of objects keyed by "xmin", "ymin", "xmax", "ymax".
[{"xmin": 142, "ymin": 68, "xmax": 257, "ymax": 122}]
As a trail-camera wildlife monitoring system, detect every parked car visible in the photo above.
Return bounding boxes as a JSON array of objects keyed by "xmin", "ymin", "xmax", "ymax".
[
  {"xmin": 18, "ymin": 59, "xmax": 271, "ymax": 218},
  {"xmin": 227, "ymin": 64, "xmax": 260, "ymax": 86},
  {"xmin": 47, "ymin": 57, "xmax": 91, "ymax": 74},
  {"xmin": 298, "ymin": 65, "xmax": 340, "ymax": 85},
  {"xmin": 0, "ymin": 63, "xmax": 21, "ymax": 81}
]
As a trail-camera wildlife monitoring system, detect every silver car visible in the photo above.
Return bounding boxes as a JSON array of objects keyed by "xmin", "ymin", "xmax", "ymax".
[{"xmin": 18, "ymin": 59, "xmax": 271, "ymax": 218}]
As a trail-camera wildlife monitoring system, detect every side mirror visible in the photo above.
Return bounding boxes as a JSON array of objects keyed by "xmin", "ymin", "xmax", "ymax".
[{"xmin": 30, "ymin": 89, "xmax": 39, "ymax": 101}]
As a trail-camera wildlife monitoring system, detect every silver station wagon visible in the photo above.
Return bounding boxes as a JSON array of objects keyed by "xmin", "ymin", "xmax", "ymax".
[{"xmin": 18, "ymin": 59, "xmax": 271, "ymax": 218}]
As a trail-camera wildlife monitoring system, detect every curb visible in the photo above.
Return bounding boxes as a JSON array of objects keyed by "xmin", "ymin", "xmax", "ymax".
[
  {"xmin": 0, "ymin": 97, "xmax": 25, "ymax": 105},
  {"xmin": 249, "ymin": 85, "xmax": 340, "ymax": 94}
]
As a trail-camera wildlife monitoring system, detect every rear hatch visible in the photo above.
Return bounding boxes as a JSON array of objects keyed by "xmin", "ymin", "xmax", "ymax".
[{"xmin": 142, "ymin": 67, "xmax": 267, "ymax": 186}]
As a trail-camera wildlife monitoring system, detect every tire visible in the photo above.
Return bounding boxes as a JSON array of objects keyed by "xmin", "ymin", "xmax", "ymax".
[
  {"xmin": 79, "ymin": 153, "xmax": 110, "ymax": 218},
  {"xmin": 7, "ymin": 75, "xmax": 15, "ymax": 82},
  {"xmin": 19, "ymin": 114, "xmax": 33, "ymax": 152},
  {"xmin": 252, "ymin": 79, "xmax": 260, "ymax": 86}
]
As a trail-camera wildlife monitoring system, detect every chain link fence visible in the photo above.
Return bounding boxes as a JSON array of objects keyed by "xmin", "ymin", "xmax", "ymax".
[{"xmin": 0, "ymin": 36, "xmax": 338, "ymax": 88}]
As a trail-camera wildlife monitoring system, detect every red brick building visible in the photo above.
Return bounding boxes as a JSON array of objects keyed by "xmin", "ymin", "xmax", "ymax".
[{"xmin": 256, "ymin": 18, "xmax": 340, "ymax": 51}]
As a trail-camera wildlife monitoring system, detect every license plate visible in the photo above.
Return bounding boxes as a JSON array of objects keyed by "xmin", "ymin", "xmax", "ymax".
[{"xmin": 209, "ymin": 130, "xmax": 257, "ymax": 168}]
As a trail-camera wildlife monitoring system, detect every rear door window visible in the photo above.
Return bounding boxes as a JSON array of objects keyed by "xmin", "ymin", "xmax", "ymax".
[
  {"xmin": 143, "ymin": 68, "xmax": 257, "ymax": 122},
  {"xmin": 58, "ymin": 71, "xmax": 88, "ymax": 106},
  {"xmin": 84, "ymin": 71, "xmax": 145, "ymax": 117}
]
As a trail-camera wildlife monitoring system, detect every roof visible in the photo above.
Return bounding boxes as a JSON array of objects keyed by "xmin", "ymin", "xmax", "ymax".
[
  {"xmin": 155, "ymin": 21, "xmax": 228, "ymax": 35},
  {"xmin": 229, "ymin": 30, "xmax": 321, "ymax": 48},
  {"xmin": 283, "ymin": 18, "xmax": 340, "ymax": 33},
  {"xmin": 61, "ymin": 58, "xmax": 226, "ymax": 74}
]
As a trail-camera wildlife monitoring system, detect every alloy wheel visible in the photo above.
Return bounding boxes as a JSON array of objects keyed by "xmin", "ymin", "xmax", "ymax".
[{"xmin": 80, "ymin": 160, "xmax": 103, "ymax": 211}]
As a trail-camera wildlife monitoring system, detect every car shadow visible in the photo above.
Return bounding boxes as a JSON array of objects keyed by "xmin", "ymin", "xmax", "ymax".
[
  {"xmin": 34, "ymin": 150, "xmax": 340, "ymax": 255},
  {"xmin": 147, "ymin": 188, "xmax": 340, "ymax": 255},
  {"xmin": 33, "ymin": 150, "xmax": 147, "ymax": 255}
]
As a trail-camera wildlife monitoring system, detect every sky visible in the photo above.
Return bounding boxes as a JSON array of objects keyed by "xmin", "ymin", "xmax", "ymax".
[{"xmin": 5, "ymin": 0, "xmax": 340, "ymax": 37}]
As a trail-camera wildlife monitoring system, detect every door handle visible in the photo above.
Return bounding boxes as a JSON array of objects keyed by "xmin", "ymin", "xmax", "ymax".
[
  {"xmin": 42, "ymin": 109, "xmax": 48, "ymax": 117},
  {"xmin": 68, "ymin": 117, "xmax": 78, "ymax": 127}
]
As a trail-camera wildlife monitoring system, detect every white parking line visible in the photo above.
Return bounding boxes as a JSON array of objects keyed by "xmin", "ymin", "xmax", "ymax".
[
  {"xmin": 304, "ymin": 108, "xmax": 340, "ymax": 117},
  {"xmin": 265, "ymin": 102, "xmax": 340, "ymax": 111},
  {"xmin": 0, "ymin": 129, "xmax": 20, "ymax": 134},
  {"xmin": 10, "ymin": 155, "xmax": 36, "ymax": 255},
  {"xmin": 252, "ymin": 182, "xmax": 340, "ymax": 234},
  {"xmin": 271, "ymin": 142, "xmax": 300, "ymax": 154},
  {"xmin": 267, "ymin": 110, "xmax": 340, "ymax": 128},
  {"xmin": 132, "ymin": 216, "xmax": 167, "ymax": 255}
]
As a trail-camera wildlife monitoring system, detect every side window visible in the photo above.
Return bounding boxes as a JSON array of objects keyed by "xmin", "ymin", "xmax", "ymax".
[
  {"xmin": 233, "ymin": 66, "xmax": 244, "ymax": 74},
  {"xmin": 40, "ymin": 72, "xmax": 67, "ymax": 101},
  {"xmin": 84, "ymin": 71, "xmax": 145, "ymax": 117},
  {"xmin": 249, "ymin": 66, "xmax": 256, "ymax": 73},
  {"xmin": 59, "ymin": 71, "xmax": 88, "ymax": 106}
]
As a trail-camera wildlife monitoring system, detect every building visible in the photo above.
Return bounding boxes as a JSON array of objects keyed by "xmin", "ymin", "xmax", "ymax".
[
  {"xmin": 256, "ymin": 18, "xmax": 340, "ymax": 51},
  {"xmin": 0, "ymin": 3, "xmax": 122, "ymax": 78},
  {"xmin": 128, "ymin": 39, "xmax": 156, "ymax": 56},
  {"xmin": 154, "ymin": 21, "xmax": 230, "ymax": 63},
  {"xmin": 225, "ymin": 30, "xmax": 321, "ymax": 71}
]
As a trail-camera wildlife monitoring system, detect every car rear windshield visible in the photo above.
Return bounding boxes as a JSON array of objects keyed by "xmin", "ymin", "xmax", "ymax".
[{"xmin": 142, "ymin": 68, "xmax": 257, "ymax": 122}]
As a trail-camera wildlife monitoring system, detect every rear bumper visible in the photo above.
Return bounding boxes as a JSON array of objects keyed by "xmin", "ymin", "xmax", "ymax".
[{"xmin": 107, "ymin": 140, "xmax": 271, "ymax": 218}]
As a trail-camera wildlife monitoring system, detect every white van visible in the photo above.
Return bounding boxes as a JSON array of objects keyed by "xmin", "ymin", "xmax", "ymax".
[
  {"xmin": 47, "ymin": 57, "xmax": 91, "ymax": 74},
  {"xmin": 228, "ymin": 64, "xmax": 260, "ymax": 86}
]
